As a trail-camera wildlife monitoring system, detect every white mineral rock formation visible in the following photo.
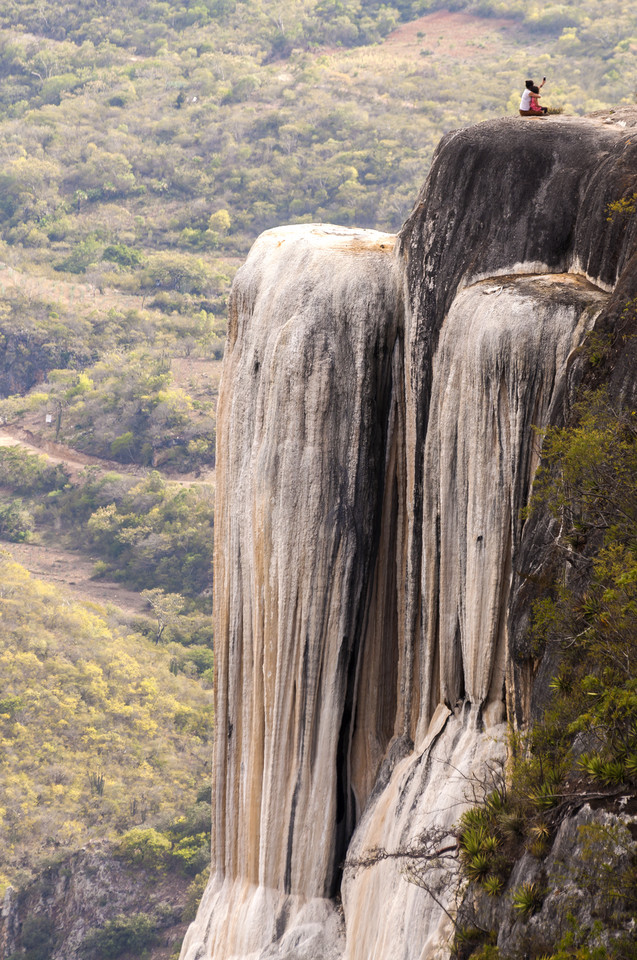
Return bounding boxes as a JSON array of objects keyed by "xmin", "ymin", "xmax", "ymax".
[
  {"xmin": 181, "ymin": 112, "xmax": 637, "ymax": 960},
  {"xmin": 341, "ymin": 275, "xmax": 605, "ymax": 960},
  {"xmin": 181, "ymin": 225, "xmax": 402, "ymax": 960},
  {"xmin": 419, "ymin": 275, "xmax": 607, "ymax": 734}
]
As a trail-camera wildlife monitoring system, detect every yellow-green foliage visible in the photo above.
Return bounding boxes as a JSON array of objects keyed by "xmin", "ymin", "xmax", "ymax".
[
  {"xmin": 0, "ymin": 451, "xmax": 214, "ymax": 601},
  {"xmin": 0, "ymin": 0, "xmax": 634, "ymax": 268},
  {"xmin": 115, "ymin": 827, "xmax": 173, "ymax": 867},
  {"xmin": 0, "ymin": 0, "xmax": 634, "ymax": 473},
  {"xmin": 453, "ymin": 390, "xmax": 637, "ymax": 957},
  {"xmin": 607, "ymin": 192, "xmax": 637, "ymax": 221},
  {"xmin": 0, "ymin": 554, "xmax": 212, "ymax": 891},
  {"xmin": 529, "ymin": 392, "xmax": 637, "ymax": 777},
  {"xmin": 21, "ymin": 352, "xmax": 217, "ymax": 471}
]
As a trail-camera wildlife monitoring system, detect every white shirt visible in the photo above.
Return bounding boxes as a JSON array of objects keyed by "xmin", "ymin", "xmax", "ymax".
[{"xmin": 520, "ymin": 89, "xmax": 531, "ymax": 111}]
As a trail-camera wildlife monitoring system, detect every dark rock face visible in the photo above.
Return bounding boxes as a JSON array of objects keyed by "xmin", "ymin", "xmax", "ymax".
[
  {"xmin": 183, "ymin": 110, "xmax": 637, "ymax": 960},
  {"xmin": 401, "ymin": 109, "xmax": 637, "ymax": 314},
  {"xmin": 0, "ymin": 843, "xmax": 190, "ymax": 960},
  {"xmin": 398, "ymin": 110, "xmax": 637, "ymax": 729}
]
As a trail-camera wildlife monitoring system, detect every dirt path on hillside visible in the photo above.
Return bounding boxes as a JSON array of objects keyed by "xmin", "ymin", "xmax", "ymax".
[
  {"xmin": 0, "ymin": 427, "xmax": 146, "ymax": 480},
  {"xmin": 0, "ymin": 258, "xmax": 221, "ymax": 612},
  {"xmin": 1, "ymin": 540, "xmax": 149, "ymax": 616},
  {"xmin": 0, "ymin": 426, "xmax": 215, "ymax": 486},
  {"xmin": 0, "ymin": 259, "xmax": 141, "ymax": 313},
  {"xmin": 0, "ymin": 413, "xmax": 214, "ymax": 614},
  {"xmin": 0, "ymin": 353, "xmax": 220, "ymax": 486}
]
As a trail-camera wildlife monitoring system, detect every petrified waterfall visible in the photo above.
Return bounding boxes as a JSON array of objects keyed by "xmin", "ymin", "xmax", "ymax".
[{"xmin": 182, "ymin": 110, "xmax": 637, "ymax": 960}]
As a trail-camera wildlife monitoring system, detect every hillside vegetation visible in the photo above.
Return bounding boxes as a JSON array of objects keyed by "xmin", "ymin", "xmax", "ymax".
[
  {"xmin": 446, "ymin": 388, "xmax": 637, "ymax": 960},
  {"xmin": 0, "ymin": 0, "xmax": 635, "ymax": 936},
  {"xmin": 0, "ymin": 0, "xmax": 635, "ymax": 460},
  {"xmin": 0, "ymin": 0, "xmax": 635, "ymax": 255},
  {"xmin": 0, "ymin": 553, "xmax": 212, "ymax": 891}
]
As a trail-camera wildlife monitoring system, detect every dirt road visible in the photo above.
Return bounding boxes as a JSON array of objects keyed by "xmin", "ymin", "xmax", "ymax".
[
  {"xmin": 0, "ymin": 425, "xmax": 215, "ymax": 486},
  {"xmin": 1, "ymin": 540, "xmax": 149, "ymax": 616},
  {"xmin": 0, "ymin": 428, "xmax": 213, "ymax": 615}
]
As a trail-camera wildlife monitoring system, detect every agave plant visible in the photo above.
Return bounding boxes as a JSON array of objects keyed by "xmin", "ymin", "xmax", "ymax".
[
  {"xmin": 481, "ymin": 833, "xmax": 500, "ymax": 855},
  {"xmin": 529, "ymin": 822, "xmax": 550, "ymax": 842},
  {"xmin": 512, "ymin": 881, "xmax": 544, "ymax": 918},
  {"xmin": 624, "ymin": 754, "xmax": 637, "ymax": 781},
  {"xmin": 577, "ymin": 752, "xmax": 605, "ymax": 781},
  {"xmin": 578, "ymin": 753, "xmax": 627, "ymax": 785},
  {"xmin": 458, "ymin": 806, "xmax": 490, "ymax": 832},
  {"xmin": 464, "ymin": 851, "xmax": 492, "ymax": 882},
  {"xmin": 497, "ymin": 810, "xmax": 524, "ymax": 839},
  {"xmin": 459, "ymin": 825, "xmax": 489, "ymax": 859},
  {"xmin": 485, "ymin": 789, "xmax": 506, "ymax": 815},
  {"xmin": 526, "ymin": 821, "xmax": 551, "ymax": 858},
  {"xmin": 548, "ymin": 672, "xmax": 571, "ymax": 694},
  {"xmin": 528, "ymin": 782, "xmax": 559, "ymax": 811},
  {"xmin": 482, "ymin": 875, "xmax": 504, "ymax": 897}
]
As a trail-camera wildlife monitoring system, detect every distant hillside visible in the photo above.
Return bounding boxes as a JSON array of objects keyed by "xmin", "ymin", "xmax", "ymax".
[
  {"xmin": 0, "ymin": 0, "xmax": 634, "ymax": 264},
  {"xmin": 0, "ymin": 0, "xmax": 634, "ymax": 463},
  {"xmin": 0, "ymin": 553, "xmax": 212, "ymax": 891}
]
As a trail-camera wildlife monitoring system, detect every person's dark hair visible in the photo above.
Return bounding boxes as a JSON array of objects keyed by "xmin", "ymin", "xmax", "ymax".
[
  {"xmin": 531, "ymin": 85, "xmax": 540, "ymax": 94},
  {"xmin": 525, "ymin": 79, "xmax": 534, "ymax": 89}
]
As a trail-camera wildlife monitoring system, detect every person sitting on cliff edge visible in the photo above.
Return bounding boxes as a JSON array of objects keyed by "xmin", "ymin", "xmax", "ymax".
[
  {"xmin": 520, "ymin": 77, "xmax": 547, "ymax": 116},
  {"xmin": 529, "ymin": 84, "xmax": 548, "ymax": 115}
]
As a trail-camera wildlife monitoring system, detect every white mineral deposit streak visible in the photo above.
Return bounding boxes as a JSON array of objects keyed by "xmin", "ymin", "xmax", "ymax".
[
  {"xmin": 419, "ymin": 275, "xmax": 606, "ymax": 734},
  {"xmin": 342, "ymin": 710, "xmax": 507, "ymax": 960},
  {"xmin": 341, "ymin": 274, "xmax": 606, "ymax": 960},
  {"xmin": 182, "ymin": 224, "xmax": 607, "ymax": 960},
  {"xmin": 181, "ymin": 225, "xmax": 402, "ymax": 960}
]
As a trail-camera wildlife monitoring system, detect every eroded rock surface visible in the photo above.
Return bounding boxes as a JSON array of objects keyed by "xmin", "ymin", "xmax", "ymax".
[
  {"xmin": 0, "ymin": 842, "xmax": 189, "ymax": 960},
  {"xmin": 183, "ymin": 110, "xmax": 637, "ymax": 960},
  {"xmin": 181, "ymin": 225, "xmax": 403, "ymax": 960}
]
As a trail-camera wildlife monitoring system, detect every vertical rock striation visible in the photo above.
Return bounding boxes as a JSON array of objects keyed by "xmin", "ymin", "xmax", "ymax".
[
  {"xmin": 398, "ymin": 110, "xmax": 637, "ymax": 737},
  {"xmin": 181, "ymin": 224, "xmax": 403, "ymax": 960},
  {"xmin": 340, "ymin": 275, "xmax": 605, "ymax": 960},
  {"xmin": 182, "ymin": 110, "xmax": 637, "ymax": 960},
  {"xmin": 420, "ymin": 276, "xmax": 606, "ymax": 728}
]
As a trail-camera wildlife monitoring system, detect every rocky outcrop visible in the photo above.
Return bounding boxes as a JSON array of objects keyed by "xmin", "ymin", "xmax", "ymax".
[
  {"xmin": 0, "ymin": 842, "xmax": 190, "ymax": 960},
  {"xmin": 182, "ymin": 109, "xmax": 637, "ymax": 960},
  {"xmin": 458, "ymin": 800, "xmax": 637, "ymax": 957},
  {"xmin": 183, "ymin": 224, "xmax": 402, "ymax": 960}
]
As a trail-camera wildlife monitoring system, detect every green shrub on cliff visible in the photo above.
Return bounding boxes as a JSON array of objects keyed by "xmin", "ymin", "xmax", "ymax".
[
  {"xmin": 81, "ymin": 913, "xmax": 158, "ymax": 960},
  {"xmin": 0, "ymin": 498, "xmax": 33, "ymax": 541},
  {"xmin": 451, "ymin": 388, "xmax": 637, "ymax": 958},
  {"xmin": 0, "ymin": 445, "xmax": 69, "ymax": 493},
  {"xmin": 115, "ymin": 816, "xmax": 211, "ymax": 877},
  {"xmin": 529, "ymin": 391, "xmax": 637, "ymax": 786},
  {"xmin": 10, "ymin": 916, "xmax": 55, "ymax": 960},
  {"xmin": 115, "ymin": 827, "xmax": 173, "ymax": 867}
]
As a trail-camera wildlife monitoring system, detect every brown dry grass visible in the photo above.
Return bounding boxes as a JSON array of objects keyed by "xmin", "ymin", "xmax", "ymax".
[
  {"xmin": 382, "ymin": 10, "xmax": 521, "ymax": 60},
  {"xmin": 1, "ymin": 540, "xmax": 149, "ymax": 615}
]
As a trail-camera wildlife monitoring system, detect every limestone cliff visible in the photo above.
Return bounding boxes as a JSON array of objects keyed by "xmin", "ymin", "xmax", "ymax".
[{"xmin": 182, "ymin": 109, "xmax": 637, "ymax": 960}]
